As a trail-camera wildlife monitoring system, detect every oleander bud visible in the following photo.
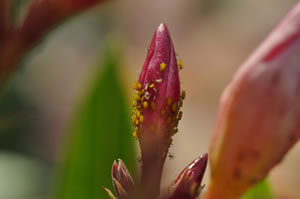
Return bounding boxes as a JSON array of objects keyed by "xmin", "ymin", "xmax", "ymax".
[
  {"xmin": 169, "ymin": 154, "xmax": 208, "ymax": 199},
  {"xmin": 132, "ymin": 23, "xmax": 184, "ymax": 198},
  {"xmin": 131, "ymin": 23, "xmax": 184, "ymax": 140},
  {"xmin": 112, "ymin": 159, "xmax": 134, "ymax": 199},
  {"xmin": 205, "ymin": 3, "xmax": 300, "ymax": 199}
]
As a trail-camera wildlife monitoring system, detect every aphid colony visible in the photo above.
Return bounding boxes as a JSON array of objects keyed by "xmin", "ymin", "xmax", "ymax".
[{"xmin": 131, "ymin": 61, "xmax": 185, "ymax": 139}]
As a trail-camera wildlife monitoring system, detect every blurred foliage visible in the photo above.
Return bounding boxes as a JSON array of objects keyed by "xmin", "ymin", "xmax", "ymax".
[
  {"xmin": 11, "ymin": 0, "xmax": 29, "ymax": 23},
  {"xmin": 242, "ymin": 179, "xmax": 274, "ymax": 199},
  {"xmin": 0, "ymin": 86, "xmax": 40, "ymax": 157},
  {"xmin": 198, "ymin": 0, "xmax": 226, "ymax": 15},
  {"xmin": 0, "ymin": 152, "xmax": 49, "ymax": 199},
  {"xmin": 197, "ymin": 0, "xmax": 235, "ymax": 16},
  {"xmin": 0, "ymin": 85, "xmax": 50, "ymax": 199},
  {"xmin": 53, "ymin": 40, "xmax": 136, "ymax": 199}
]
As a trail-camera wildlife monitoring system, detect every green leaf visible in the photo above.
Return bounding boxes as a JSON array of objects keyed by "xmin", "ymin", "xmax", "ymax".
[
  {"xmin": 53, "ymin": 41, "xmax": 136, "ymax": 199},
  {"xmin": 242, "ymin": 179, "xmax": 274, "ymax": 199}
]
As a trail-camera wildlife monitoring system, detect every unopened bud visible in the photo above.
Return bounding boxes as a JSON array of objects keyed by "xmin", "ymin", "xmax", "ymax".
[
  {"xmin": 133, "ymin": 23, "xmax": 184, "ymax": 198},
  {"xmin": 112, "ymin": 159, "xmax": 134, "ymax": 199},
  {"xmin": 169, "ymin": 154, "xmax": 208, "ymax": 199},
  {"xmin": 132, "ymin": 23, "xmax": 183, "ymax": 140},
  {"xmin": 205, "ymin": 3, "xmax": 300, "ymax": 199}
]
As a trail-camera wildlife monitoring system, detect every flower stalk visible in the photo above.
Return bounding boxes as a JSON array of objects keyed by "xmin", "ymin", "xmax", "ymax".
[{"xmin": 131, "ymin": 23, "xmax": 184, "ymax": 198}]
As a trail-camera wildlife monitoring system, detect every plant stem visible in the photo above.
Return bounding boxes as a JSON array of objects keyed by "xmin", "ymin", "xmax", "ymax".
[{"xmin": 139, "ymin": 136, "xmax": 170, "ymax": 199}]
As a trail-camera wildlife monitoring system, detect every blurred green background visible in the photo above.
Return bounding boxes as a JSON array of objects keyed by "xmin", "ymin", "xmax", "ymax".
[{"xmin": 1, "ymin": 0, "xmax": 300, "ymax": 198}]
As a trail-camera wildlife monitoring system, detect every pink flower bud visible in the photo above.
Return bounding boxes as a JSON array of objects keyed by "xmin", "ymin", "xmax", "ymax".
[
  {"xmin": 111, "ymin": 159, "xmax": 134, "ymax": 199},
  {"xmin": 205, "ymin": 3, "xmax": 300, "ymax": 199},
  {"xmin": 131, "ymin": 23, "xmax": 184, "ymax": 198},
  {"xmin": 132, "ymin": 23, "xmax": 183, "ymax": 139},
  {"xmin": 169, "ymin": 154, "xmax": 208, "ymax": 199}
]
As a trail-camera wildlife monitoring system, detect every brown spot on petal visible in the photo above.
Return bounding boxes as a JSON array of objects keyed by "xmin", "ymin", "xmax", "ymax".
[
  {"xmin": 233, "ymin": 168, "xmax": 242, "ymax": 180},
  {"xmin": 237, "ymin": 151, "xmax": 246, "ymax": 162},
  {"xmin": 250, "ymin": 150, "xmax": 260, "ymax": 159}
]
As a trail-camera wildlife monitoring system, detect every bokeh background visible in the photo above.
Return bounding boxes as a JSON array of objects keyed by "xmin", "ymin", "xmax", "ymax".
[{"xmin": 1, "ymin": 0, "xmax": 300, "ymax": 198}]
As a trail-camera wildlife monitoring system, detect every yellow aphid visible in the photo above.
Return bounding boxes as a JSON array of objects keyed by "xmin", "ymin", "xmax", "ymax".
[
  {"xmin": 181, "ymin": 90, "xmax": 186, "ymax": 100},
  {"xmin": 161, "ymin": 108, "xmax": 166, "ymax": 116},
  {"xmin": 172, "ymin": 103, "xmax": 177, "ymax": 112},
  {"xmin": 149, "ymin": 83, "xmax": 155, "ymax": 88},
  {"xmin": 143, "ymin": 101, "xmax": 148, "ymax": 109},
  {"xmin": 139, "ymin": 115, "xmax": 144, "ymax": 123},
  {"xmin": 136, "ymin": 111, "xmax": 141, "ymax": 117},
  {"xmin": 167, "ymin": 97, "xmax": 173, "ymax": 105},
  {"xmin": 133, "ymin": 81, "xmax": 138, "ymax": 89},
  {"xmin": 190, "ymin": 183, "xmax": 198, "ymax": 196},
  {"xmin": 132, "ymin": 131, "xmax": 138, "ymax": 139},
  {"xmin": 131, "ymin": 114, "xmax": 137, "ymax": 123},
  {"xmin": 178, "ymin": 111, "xmax": 183, "ymax": 120},
  {"xmin": 167, "ymin": 116, "xmax": 172, "ymax": 124},
  {"xmin": 172, "ymin": 128, "xmax": 178, "ymax": 135},
  {"xmin": 160, "ymin": 62, "xmax": 166, "ymax": 71},
  {"xmin": 136, "ymin": 119, "xmax": 139, "ymax": 125},
  {"xmin": 179, "ymin": 100, "xmax": 183, "ymax": 108},
  {"xmin": 178, "ymin": 60, "xmax": 183, "ymax": 70},
  {"xmin": 151, "ymin": 101, "xmax": 156, "ymax": 111},
  {"xmin": 138, "ymin": 83, "xmax": 142, "ymax": 89},
  {"xmin": 134, "ymin": 95, "xmax": 141, "ymax": 101},
  {"xmin": 132, "ymin": 100, "xmax": 137, "ymax": 106}
]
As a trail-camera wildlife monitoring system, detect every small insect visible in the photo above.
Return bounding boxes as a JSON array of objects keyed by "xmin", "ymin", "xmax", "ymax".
[
  {"xmin": 155, "ymin": 78, "xmax": 162, "ymax": 83},
  {"xmin": 178, "ymin": 111, "xmax": 183, "ymax": 120},
  {"xmin": 181, "ymin": 90, "xmax": 186, "ymax": 100},
  {"xmin": 149, "ymin": 83, "xmax": 155, "ymax": 88},
  {"xmin": 145, "ymin": 91, "xmax": 151, "ymax": 100},
  {"xmin": 178, "ymin": 59, "xmax": 183, "ymax": 70},
  {"xmin": 137, "ymin": 157, "xmax": 142, "ymax": 163},
  {"xmin": 168, "ymin": 153, "xmax": 175, "ymax": 160},
  {"xmin": 145, "ymin": 83, "xmax": 149, "ymax": 90},
  {"xmin": 199, "ymin": 184, "xmax": 206, "ymax": 194}
]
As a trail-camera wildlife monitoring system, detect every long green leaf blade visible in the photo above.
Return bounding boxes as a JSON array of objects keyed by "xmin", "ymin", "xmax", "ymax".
[{"xmin": 53, "ymin": 43, "xmax": 136, "ymax": 199}]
